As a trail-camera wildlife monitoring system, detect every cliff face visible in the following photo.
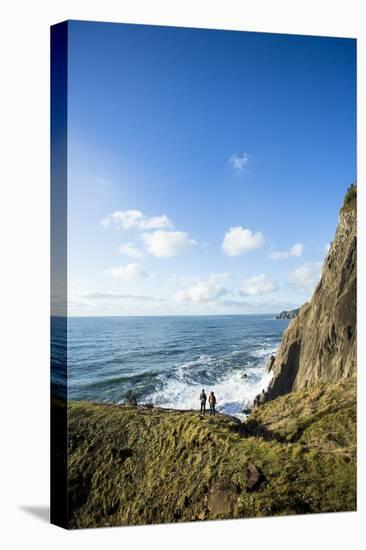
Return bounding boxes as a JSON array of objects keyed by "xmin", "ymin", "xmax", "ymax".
[{"xmin": 266, "ymin": 198, "xmax": 356, "ymax": 401}]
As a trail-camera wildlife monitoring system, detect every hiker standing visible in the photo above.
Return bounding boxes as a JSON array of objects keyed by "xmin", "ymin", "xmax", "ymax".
[
  {"xmin": 200, "ymin": 389, "xmax": 207, "ymax": 415},
  {"xmin": 209, "ymin": 391, "xmax": 217, "ymax": 415},
  {"xmin": 259, "ymin": 389, "xmax": 267, "ymax": 405}
]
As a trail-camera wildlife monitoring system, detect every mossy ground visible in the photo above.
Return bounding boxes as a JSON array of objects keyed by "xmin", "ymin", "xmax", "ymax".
[{"xmin": 65, "ymin": 376, "xmax": 356, "ymax": 528}]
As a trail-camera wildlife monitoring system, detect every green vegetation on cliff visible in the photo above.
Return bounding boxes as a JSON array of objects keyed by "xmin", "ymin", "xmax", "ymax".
[
  {"xmin": 66, "ymin": 375, "xmax": 356, "ymax": 528},
  {"xmin": 342, "ymin": 182, "xmax": 357, "ymax": 212}
]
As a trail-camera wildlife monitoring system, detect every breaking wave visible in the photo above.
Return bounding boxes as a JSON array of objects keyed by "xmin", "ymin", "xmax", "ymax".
[{"xmin": 64, "ymin": 315, "xmax": 289, "ymax": 418}]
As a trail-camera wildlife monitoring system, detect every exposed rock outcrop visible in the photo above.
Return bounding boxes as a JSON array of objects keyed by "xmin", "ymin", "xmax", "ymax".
[
  {"xmin": 209, "ymin": 480, "xmax": 239, "ymax": 515},
  {"xmin": 246, "ymin": 463, "xmax": 266, "ymax": 492},
  {"xmin": 266, "ymin": 192, "xmax": 356, "ymax": 401},
  {"xmin": 125, "ymin": 390, "xmax": 138, "ymax": 406},
  {"xmin": 276, "ymin": 308, "xmax": 300, "ymax": 320}
]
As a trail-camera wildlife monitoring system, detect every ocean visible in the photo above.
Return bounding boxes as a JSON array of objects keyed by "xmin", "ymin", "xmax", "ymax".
[{"xmin": 52, "ymin": 314, "xmax": 289, "ymax": 418}]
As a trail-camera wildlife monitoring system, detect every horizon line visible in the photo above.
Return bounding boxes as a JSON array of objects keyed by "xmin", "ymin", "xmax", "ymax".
[{"xmin": 51, "ymin": 311, "xmax": 298, "ymax": 319}]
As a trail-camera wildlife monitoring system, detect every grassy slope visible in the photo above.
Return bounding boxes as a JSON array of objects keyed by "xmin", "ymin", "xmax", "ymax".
[{"xmin": 66, "ymin": 376, "xmax": 356, "ymax": 528}]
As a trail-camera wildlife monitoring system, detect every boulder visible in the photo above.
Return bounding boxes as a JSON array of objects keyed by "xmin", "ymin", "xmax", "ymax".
[
  {"xmin": 125, "ymin": 390, "xmax": 138, "ymax": 406},
  {"xmin": 246, "ymin": 463, "xmax": 266, "ymax": 492},
  {"xmin": 267, "ymin": 354, "xmax": 276, "ymax": 372},
  {"xmin": 208, "ymin": 480, "xmax": 239, "ymax": 516}
]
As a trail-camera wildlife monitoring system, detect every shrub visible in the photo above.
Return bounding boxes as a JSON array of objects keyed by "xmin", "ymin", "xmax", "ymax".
[{"xmin": 343, "ymin": 183, "xmax": 357, "ymax": 210}]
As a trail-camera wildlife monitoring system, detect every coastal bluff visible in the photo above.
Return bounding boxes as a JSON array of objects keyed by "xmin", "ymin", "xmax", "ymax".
[
  {"xmin": 58, "ymin": 186, "xmax": 357, "ymax": 529},
  {"xmin": 266, "ymin": 188, "xmax": 356, "ymax": 401},
  {"xmin": 63, "ymin": 374, "xmax": 356, "ymax": 528}
]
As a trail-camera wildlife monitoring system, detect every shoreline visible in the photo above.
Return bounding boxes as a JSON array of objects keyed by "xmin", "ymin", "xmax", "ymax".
[
  {"xmin": 64, "ymin": 347, "xmax": 277, "ymax": 421},
  {"xmin": 65, "ymin": 397, "xmax": 244, "ymax": 423}
]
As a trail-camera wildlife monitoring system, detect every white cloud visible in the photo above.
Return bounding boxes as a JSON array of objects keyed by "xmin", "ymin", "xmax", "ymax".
[
  {"xmin": 104, "ymin": 263, "xmax": 150, "ymax": 281},
  {"xmin": 79, "ymin": 292, "xmax": 165, "ymax": 302},
  {"xmin": 119, "ymin": 242, "xmax": 143, "ymax": 259},
  {"xmin": 240, "ymin": 274, "xmax": 278, "ymax": 296},
  {"xmin": 291, "ymin": 243, "xmax": 304, "ymax": 256},
  {"xmin": 175, "ymin": 274, "xmax": 228, "ymax": 304},
  {"xmin": 101, "ymin": 209, "xmax": 172, "ymax": 231},
  {"xmin": 269, "ymin": 242, "xmax": 304, "ymax": 260},
  {"xmin": 178, "ymin": 275, "xmax": 201, "ymax": 287},
  {"xmin": 324, "ymin": 242, "xmax": 331, "ymax": 254},
  {"xmin": 222, "ymin": 226, "xmax": 264, "ymax": 256},
  {"xmin": 288, "ymin": 261, "xmax": 322, "ymax": 293},
  {"xmin": 97, "ymin": 177, "xmax": 111, "ymax": 185},
  {"xmin": 139, "ymin": 215, "xmax": 172, "ymax": 230},
  {"xmin": 208, "ymin": 272, "xmax": 231, "ymax": 284},
  {"xmin": 141, "ymin": 230, "xmax": 196, "ymax": 258},
  {"xmin": 100, "ymin": 217, "xmax": 112, "ymax": 228},
  {"xmin": 229, "ymin": 152, "xmax": 249, "ymax": 172}
]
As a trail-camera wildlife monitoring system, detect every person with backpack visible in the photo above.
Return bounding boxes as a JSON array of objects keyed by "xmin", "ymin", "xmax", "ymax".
[
  {"xmin": 209, "ymin": 391, "xmax": 217, "ymax": 415},
  {"xmin": 200, "ymin": 389, "xmax": 207, "ymax": 415}
]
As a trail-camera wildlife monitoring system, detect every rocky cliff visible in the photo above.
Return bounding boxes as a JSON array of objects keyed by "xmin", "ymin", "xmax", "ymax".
[{"xmin": 266, "ymin": 189, "xmax": 356, "ymax": 401}]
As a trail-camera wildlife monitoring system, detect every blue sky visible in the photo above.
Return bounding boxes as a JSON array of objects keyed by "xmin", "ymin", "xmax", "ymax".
[{"xmin": 66, "ymin": 21, "xmax": 356, "ymax": 316}]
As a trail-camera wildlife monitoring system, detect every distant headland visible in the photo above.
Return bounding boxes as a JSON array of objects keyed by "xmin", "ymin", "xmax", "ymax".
[{"xmin": 275, "ymin": 308, "xmax": 300, "ymax": 320}]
